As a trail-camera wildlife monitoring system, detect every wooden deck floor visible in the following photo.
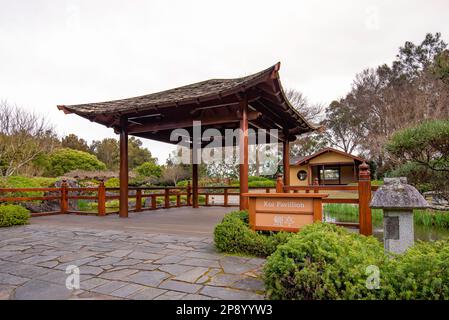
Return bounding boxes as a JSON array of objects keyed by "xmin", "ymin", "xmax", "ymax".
[{"xmin": 30, "ymin": 207, "xmax": 233, "ymax": 237}]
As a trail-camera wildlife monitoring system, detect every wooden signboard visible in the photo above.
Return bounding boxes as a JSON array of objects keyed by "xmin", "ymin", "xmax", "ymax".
[{"xmin": 241, "ymin": 193, "xmax": 329, "ymax": 232}]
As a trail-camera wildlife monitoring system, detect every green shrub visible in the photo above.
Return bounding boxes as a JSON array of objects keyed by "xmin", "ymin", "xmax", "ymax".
[
  {"xmin": 104, "ymin": 177, "xmax": 120, "ymax": 188},
  {"xmin": 135, "ymin": 162, "xmax": 162, "ymax": 178},
  {"xmin": 214, "ymin": 210, "xmax": 292, "ymax": 257},
  {"xmin": 0, "ymin": 205, "xmax": 30, "ymax": 227},
  {"xmin": 231, "ymin": 176, "xmax": 276, "ymax": 188},
  {"xmin": 381, "ymin": 240, "xmax": 449, "ymax": 300},
  {"xmin": 45, "ymin": 148, "xmax": 106, "ymax": 176},
  {"xmin": 264, "ymin": 223, "xmax": 387, "ymax": 300},
  {"xmin": 264, "ymin": 223, "xmax": 449, "ymax": 300},
  {"xmin": 176, "ymin": 180, "xmax": 189, "ymax": 187},
  {"xmin": 0, "ymin": 175, "xmax": 57, "ymax": 198}
]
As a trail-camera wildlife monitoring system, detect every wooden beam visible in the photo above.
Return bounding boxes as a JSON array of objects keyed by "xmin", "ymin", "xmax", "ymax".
[
  {"xmin": 192, "ymin": 163, "xmax": 199, "ymax": 208},
  {"xmin": 128, "ymin": 111, "xmax": 261, "ymax": 134},
  {"xmin": 119, "ymin": 117, "xmax": 129, "ymax": 218},
  {"xmin": 239, "ymin": 97, "xmax": 249, "ymax": 210},
  {"xmin": 283, "ymin": 139, "xmax": 290, "ymax": 187}
]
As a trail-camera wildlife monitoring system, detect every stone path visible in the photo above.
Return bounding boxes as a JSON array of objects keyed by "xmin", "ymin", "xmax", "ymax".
[{"xmin": 0, "ymin": 224, "xmax": 265, "ymax": 300}]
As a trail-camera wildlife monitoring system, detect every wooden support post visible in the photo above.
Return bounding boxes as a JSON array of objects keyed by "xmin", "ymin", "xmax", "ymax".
[
  {"xmin": 192, "ymin": 164, "xmax": 199, "ymax": 208},
  {"xmin": 249, "ymin": 197, "xmax": 256, "ymax": 230},
  {"xmin": 313, "ymin": 198, "xmax": 323, "ymax": 222},
  {"xmin": 187, "ymin": 181, "xmax": 192, "ymax": 206},
  {"xmin": 283, "ymin": 139, "xmax": 290, "ymax": 187},
  {"xmin": 60, "ymin": 180, "xmax": 68, "ymax": 214},
  {"xmin": 276, "ymin": 175, "xmax": 284, "ymax": 193},
  {"xmin": 224, "ymin": 188, "xmax": 228, "ymax": 207},
  {"xmin": 239, "ymin": 97, "xmax": 249, "ymax": 210},
  {"xmin": 164, "ymin": 188, "xmax": 170, "ymax": 209},
  {"xmin": 358, "ymin": 162, "xmax": 372, "ymax": 236},
  {"xmin": 176, "ymin": 194, "xmax": 181, "ymax": 207},
  {"xmin": 98, "ymin": 179, "xmax": 106, "ymax": 216},
  {"xmin": 135, "ymin": 189, "xmax": 142, "ymax": 212},
  {"xmin": 205, "ymin": 194, "xmax": 209, "ymax": 206},
  {"xmin": 151, "ymin": 194, "xmax": 156, "ymax": 210},
  {"xmin": 119, "ymin": 117, "xmax": 129, "ymax": 218}
]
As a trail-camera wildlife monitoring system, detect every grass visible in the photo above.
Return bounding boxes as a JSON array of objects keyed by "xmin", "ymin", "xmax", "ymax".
[{"xmin": 324, "ymin": 203, "xmax": 449, "ymax": 229}]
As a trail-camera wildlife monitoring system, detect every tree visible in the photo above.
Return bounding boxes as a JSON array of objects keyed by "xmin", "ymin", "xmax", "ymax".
[
  {"xmin": 290, "ymin": 133, "xmax": 328, "ymax": 158},
  {"xmin": 321, "ymin": 100, "xmax": 364, "ymax": 154},
  {"xmin": 160, "ymin": 165, "xmax": 190, "ymax": 186},
  {"xmin": 135, "ymin": 161, "xmax": 162, "ymax": 178},
  {"xmin": 386, "ymin": 119, "xmax": 449, "ymax": 200},
  {"xmin": 90, "ymin": 138, "xmax": 119, "ymax": 170},
  {"xmin": 393, "ymin": 32, "xmax": 447, "ymax": 79},
  {"xmin": 89, "ymin": 136, "xmax": 156, "ymax": 170},
  {"xmin": 432, "ymin": 50, "xmax": 449, "ymax": 84},
  {"xmin": 61, "ymin": 134, "xmax": 90, "ymax": 153},
  {"xmin": 128, "ymin": 137, "xmax": 157, "ymax": 169},
  {"xmin": 285, "ymin": 89, "xmax": 324, "ymax": 122},
  {"xmin": 285, "ymin": 89, "xmax": 327, "ymax": 158},
  {"xmin": 386, "ymin": 120, "xmax": 449, "ymax": 173},
  {"xmin": 0, "ymin": 101, "xmax": 59, "ymax": 177},
  {"xmin": 325, "ymin": 33, "xmax": 449, "ymax": 177},
  {"xmin": 45, "ymin": 148, "xmax": 106, "ymax": 176}
]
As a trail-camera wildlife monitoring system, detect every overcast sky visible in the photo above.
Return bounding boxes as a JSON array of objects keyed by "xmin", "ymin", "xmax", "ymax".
[{"xmin": 1, "ymin": 0, "xmax": 448, "ymax": 163}]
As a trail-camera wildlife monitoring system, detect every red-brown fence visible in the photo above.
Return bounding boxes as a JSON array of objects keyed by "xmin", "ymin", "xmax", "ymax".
[{"xmin": 0, "ymin": 164, "xmax": 376, "ymax": 235}]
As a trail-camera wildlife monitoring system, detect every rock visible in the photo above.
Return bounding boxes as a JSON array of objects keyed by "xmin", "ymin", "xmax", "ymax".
[{"xmin": 23, "ymin": 179, "xmax": 80, "ymax": 213}]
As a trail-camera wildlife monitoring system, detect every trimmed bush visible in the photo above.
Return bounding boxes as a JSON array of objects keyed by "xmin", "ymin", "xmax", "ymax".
[
  {"xmin": 381, "ymin": 240, "xmax": 449, "ymax": 300},
  {"xmin": 135, "ymin": 162, "xmax": 162, "ymax": 178},
  {"xmin": 231, "ymin": 176, "xmax": 276, "ymax": 188},
  {"xmin": 264, "ymin": 223, "xmax": 449, "ymax": 300},
  {"xmin": 0, "ymin": 205, "xmax": 30, "ymax": 227},
  {"xmin": 214, "ymin": 211, "xmax": 292, "ymax": 257},
  {"xmin": 264, "ymin": 223, "xmax": 386, "ymax": 300},
  {"xmin": 45, "ymin": 148, "xmax": 106, "ymax": 176},
  {"xmin": 104, "ymin": 177, "xmax": 120, "ymax": 188}
]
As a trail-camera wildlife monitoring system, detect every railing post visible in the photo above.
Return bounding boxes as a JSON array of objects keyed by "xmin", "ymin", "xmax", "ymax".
[
  {"xmin": 205, "ymin": 194, "xmax": 209, "ymax": 206},
  {"xmin": 276, "ymin": 174, "xmax": 284, "ymax": 193},
  {"xmin": 176, "ymin": 193, "xmax": 181, "ymax": 207},
  {"xmin": 313, "ymin": 177, "xmax": 319, "ymax": 194},
  {"xmin": 187, "ymin": 181, "xmax": 192, "ymax": 206},
  {"xmin": 358, "ymin": 162, "xmax": 372, "ymax": 236},
  {"xmin": 151, "ymin": 194, "xmax": 157, "ymax": 210},
  {"xmin": 224, "ymin": 188, "xmax": 228, "ymax": 207},
  {"xmin": 98, "ymin": 179, "xmax": 106, "ymax": 216},
  {"xmin": 164, "ymin": 188, "xmax": 170, "ymax": 208},
  {"xmin": 135, "ymin": 188, "xmax": 142, "ymax": 212},
  {"xmin": 60, "ymin": 180, "xmax": 68, "ymax": 214}
]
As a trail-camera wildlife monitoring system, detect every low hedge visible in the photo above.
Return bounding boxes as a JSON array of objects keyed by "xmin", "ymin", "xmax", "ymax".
[
  {"xmin": 264, "ymin": 223, "xmax": 387, "ymax": 299},
  {"xmin": 264, "ymin": 223, "xmax": 449, "ymax": 300},
  {"xmin": 214, "ymin": 211, "xmax": 293, "ymax": 257},
  {"xmin": 381, "ymin": 240, "xmax": 449, "ymax": 299},
  {"xmin": 0, "ymin": 205, "xmax": 30, "ymax": 227}
]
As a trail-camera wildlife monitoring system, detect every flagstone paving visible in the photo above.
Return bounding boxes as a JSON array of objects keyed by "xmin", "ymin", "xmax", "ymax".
[{"xmin": 0, "ymin": 224, "xmax": 265, "ymax": 300}]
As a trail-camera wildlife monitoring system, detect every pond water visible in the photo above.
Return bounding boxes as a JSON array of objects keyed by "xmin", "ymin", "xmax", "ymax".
[{"xmin": 324, "ymin": 211, "xmax": 449, "ymax": 242}]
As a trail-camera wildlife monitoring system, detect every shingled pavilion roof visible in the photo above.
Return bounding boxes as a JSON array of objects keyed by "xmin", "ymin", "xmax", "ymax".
[{"xmin": 58, "ymin": 62, "xmax": 318, "ymax": 145}]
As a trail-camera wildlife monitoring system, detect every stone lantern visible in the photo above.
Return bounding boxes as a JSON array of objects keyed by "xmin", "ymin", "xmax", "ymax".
[{"xmin": 370, "ymin": 177, "xmax": 429, "ymax": 254}]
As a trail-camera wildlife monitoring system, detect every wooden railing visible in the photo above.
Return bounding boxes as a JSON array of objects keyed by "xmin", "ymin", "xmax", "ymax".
[
  {"xmin": 0, "ymin": 163, "xmax": 376, "ymax": 235},
  {"xmin": 0, "ymin": 181, "xmax": 270, "ymax": 217},
  {"xmin": 280, "ymin": 162, "xmax": 377, "ymax": 235}
]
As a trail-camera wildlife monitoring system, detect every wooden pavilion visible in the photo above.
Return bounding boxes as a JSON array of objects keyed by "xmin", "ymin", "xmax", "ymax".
[{"xmin": 57, "ymin": 62, "xmax": 317, "ymax": 218}]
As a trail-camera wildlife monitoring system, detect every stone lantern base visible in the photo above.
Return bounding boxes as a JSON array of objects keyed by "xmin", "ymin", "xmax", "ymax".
[{"xmin": 383, "ymin": 210, "xmax": 414, "ymax": 254}]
